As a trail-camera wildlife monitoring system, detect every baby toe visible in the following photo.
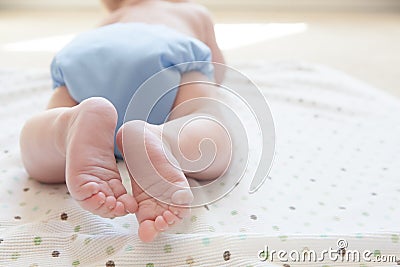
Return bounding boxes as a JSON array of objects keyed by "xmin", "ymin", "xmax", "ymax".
[
  {"xmin": 111, "ymin": 201, "xmax": 127, "ymax": 217},
  {"xmin": 72, "ymin": 181, "xmax": 100, "ymax": 201},
  {"xmin": 78, "ymin": 191, "xmax": 105, "ymax": 211},
  {"xmin": 154, "ymin": 216, "xmax": 169, "ymax": 231},
  {"xmin": 171, "ymin": 189, "xmax": 194, "ymax": 206},
  {"xmin": 163, "ymin": 210, "xmax": 179, "ymax": 225},
  {"xmin": 93, "ymin": 195, "xmax": 117, "ymax": 218},
  {"xmin": 138, "ymin": 220, "xmax": 159, "ymax": 243},
  {"xmin": 108, "ymin": 178, "xmax": 128, "ymax": 198},
  {"xmin": 117, "ymin": 194, "xmax": 138, "ymax": 213},
  {"xmin": 169, "ymin": 206, "xmax": 190, "ymax": 220}
]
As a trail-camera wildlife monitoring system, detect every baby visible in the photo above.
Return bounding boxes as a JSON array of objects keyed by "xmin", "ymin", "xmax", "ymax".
[{"xmin": 19, "ymin": 0, "xmax": 230, "ymax": 242}]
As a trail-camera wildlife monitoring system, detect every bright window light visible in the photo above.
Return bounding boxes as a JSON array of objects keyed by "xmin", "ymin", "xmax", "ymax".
[
  {"xmin": 215, "ymin": 23, "xmax": 308, "ymax": 50},
  {"xmin": 2, "ymin": 34, "xmax": 75, "ymax": 52}
]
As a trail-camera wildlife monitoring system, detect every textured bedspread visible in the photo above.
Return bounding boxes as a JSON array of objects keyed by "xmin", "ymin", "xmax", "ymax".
[{"xmin": 0, "ymin": 62, "xmax": 399, "ymax": 266}]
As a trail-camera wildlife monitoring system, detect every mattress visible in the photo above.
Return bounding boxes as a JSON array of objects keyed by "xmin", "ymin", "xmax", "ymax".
[{"xmin": 0, "ymin": 61, "xmax": 399, "ymax": 266}]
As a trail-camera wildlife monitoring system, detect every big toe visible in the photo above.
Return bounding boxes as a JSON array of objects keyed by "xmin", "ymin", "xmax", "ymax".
[
  {"xmin": 138, "ymin": 220, "xmax": 159, "ymax": 243},
  {"xmin": 171, "ymin": 189, "xmax": 194, "ymax": 206},
  {"xmin": 117, "ymin": 194, "xmax": 138, "ymax": 213}
]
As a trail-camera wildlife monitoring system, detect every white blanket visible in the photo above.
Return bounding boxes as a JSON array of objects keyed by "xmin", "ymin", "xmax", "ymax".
[{"xmin": 0, "ymin": 61, "xmax": 399, "ymax": 266}]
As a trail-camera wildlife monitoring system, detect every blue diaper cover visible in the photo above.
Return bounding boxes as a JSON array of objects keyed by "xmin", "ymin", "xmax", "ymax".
[{"xmin": 50, "ymin": 23, "xmax": 213, "ymax": 158}]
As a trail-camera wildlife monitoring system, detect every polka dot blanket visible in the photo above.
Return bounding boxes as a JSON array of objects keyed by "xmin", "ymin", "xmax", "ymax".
[{"xmin": 0, "ymin": 61, "xmax": 399, "ymax": 266}]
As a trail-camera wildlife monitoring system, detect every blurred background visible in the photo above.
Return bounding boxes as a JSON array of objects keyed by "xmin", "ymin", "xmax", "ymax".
[{"xmin": 0, "ymin": 0, "xmax": 399, "ymax": 96}]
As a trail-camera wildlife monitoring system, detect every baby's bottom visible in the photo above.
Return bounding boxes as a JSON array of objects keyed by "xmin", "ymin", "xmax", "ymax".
[{"xmin": 20, "ymin": 76, "xmax": 231, "ymax": 242}]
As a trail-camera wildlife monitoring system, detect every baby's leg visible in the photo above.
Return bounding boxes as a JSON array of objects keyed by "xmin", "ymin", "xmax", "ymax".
[
  {"xmin": 118, "ymin": 72, "xmax": 231, "ymax": 242},
  {"xmin": 20, "ymin": 87, "xmax": 137, "ymax": 217},
  {"xmin": 164, "ymin": 72, "xmax": 232, "ymax": 180},
  {"xmin": 20, "ymin": 86, "xmax": 77, "ymax": 183}
]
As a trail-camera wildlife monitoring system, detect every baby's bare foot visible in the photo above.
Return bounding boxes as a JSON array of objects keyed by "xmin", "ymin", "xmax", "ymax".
[
  {"xmin": 65, "ymin": 97, "xmax": 137, "ymax": 218},
  {"xmin": 117, "ymin": 120, "xmax": 193, "ymax": 242}
]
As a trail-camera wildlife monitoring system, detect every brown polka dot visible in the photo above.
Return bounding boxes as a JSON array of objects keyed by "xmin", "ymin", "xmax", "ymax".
[
  {"xmin": 23, "ymin": 188, "xmax": 29, "ymax": 192},
  {"xmin": 283, "ymin": 264, "xmax": 290, "ymax": 267},
  {"xmin": 61, "ymin": 213, "xmax": 68, "ymax": 221},
  {"xmin": 223, "ymin": 251, "xmax": 231, "ymax": 261},
  {"xmin": 14, "ymin": 216, "xmax": 21, "ymax": 220},
  {"xmin": 52, "ymin": 251, "xmax": 60, "ymax": 257},
  {"xmin": 106, "ymin": 260, "xmax": 115, "ymax": 267}
]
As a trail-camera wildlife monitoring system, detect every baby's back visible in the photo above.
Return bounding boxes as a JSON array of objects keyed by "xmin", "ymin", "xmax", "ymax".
[{"xmin": 101, "ymin": 1, "xmax": 208, "ymax": 42}]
